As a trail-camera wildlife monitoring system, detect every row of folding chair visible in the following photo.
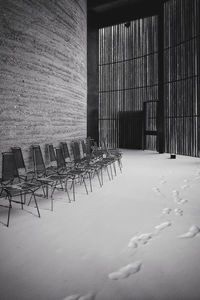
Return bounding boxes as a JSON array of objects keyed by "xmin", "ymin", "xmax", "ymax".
[{"xmin": 0, "ymin": 138, "xmax": 123, "ymax": 227}]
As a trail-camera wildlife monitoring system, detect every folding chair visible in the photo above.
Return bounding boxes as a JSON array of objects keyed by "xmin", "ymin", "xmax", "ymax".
[
  {"xmin": 32, "ymin": 145, "xmax": 70, "ymax": 209},
  {"xmin": 60, "ymin": 142, "xmax": 74, "ymax": 168},
  {"xmin": 80, "ymin": 139, "xmax": 103, "ymax": 189},
  {"xmin": 56, "ymin": 147, "xmax": 88, "ymax": 201},
  {"xmin": 46, "ymin": 144, "xmax": 60, "ymax": 175},
  {"xmin": 71, "ymin": 140, "xmax": 88, "ymax": 166},
  {"xmin": 1, "ymin": 152, "xmax": 40, "ymax": 227},
  {"xmin": 71, "ymin": 140, "xmax": 104, "ymax": 190},
  {"xmin": 100, "ymin": 137, "xmax": 123, "ymax": 173},
  {"xmin": 11, "ymin": 147, "xmax": 36, "ymax": 182}
]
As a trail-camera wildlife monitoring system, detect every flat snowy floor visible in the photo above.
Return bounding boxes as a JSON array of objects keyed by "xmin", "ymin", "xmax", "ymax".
[{"xmin": 0, "ymin": 150, "xmax": 200, "ymax": 300}]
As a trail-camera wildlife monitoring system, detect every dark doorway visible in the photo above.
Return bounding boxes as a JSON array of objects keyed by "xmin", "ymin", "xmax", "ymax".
[{"xmin": 119, "ymin": 111, "xmax": 143, "ymax": 149}]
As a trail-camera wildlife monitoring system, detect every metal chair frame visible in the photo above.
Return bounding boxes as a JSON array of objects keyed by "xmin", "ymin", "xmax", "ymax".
[
  {"xmin": 32, "ymin": 145, "xmax": 70, "ymax": 209},
  {"xmin": 71, "ymin": 140, "xmax": 103, "ymax": 190},
  {"xmin": 1, "ymin": 152, "xmax": 40, "ymax": 227},
  {"xmin": 55, "ymin": 147, "xmax": 89, "ymax": 200}
]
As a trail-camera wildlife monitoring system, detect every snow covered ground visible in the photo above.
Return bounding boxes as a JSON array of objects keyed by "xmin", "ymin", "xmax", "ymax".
[{"xmin": 0, "ymin": 150, "xmax": 200, "ymax": 300}]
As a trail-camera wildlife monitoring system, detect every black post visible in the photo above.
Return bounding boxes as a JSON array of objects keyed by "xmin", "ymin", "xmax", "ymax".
[
  {"xmin": 157, "ymin": 4, "xmax": 165, "ymax": 153},
  {"xmin": 87, "ymin": 20, "xmax": 99, "ymax": 145}
]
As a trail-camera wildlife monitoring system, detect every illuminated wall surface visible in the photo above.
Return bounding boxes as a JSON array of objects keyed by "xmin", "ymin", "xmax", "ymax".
[{"xmin": 0, "ymin": 0, "xmax": 87, "ymax": 171}]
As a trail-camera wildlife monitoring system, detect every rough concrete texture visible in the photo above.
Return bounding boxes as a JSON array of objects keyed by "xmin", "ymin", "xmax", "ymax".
[{"xmin": 0, "ymin": 0, "xmax": 87, "ymax": 173}]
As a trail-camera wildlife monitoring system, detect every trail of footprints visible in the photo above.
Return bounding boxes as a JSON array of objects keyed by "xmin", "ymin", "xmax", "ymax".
[
  {"xmin": 65, "ymin": 169, "xmax": 200, "ymax": 297},
  {"xmin": 108, "ymin": 220, "xmax": 172, "ymax": 280},
  {"xmin": 109, "ymin": 172, "xmax": 200, "ymax": 281}
]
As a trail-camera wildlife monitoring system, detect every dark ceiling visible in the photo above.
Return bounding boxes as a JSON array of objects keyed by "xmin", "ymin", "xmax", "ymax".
[{"xmin": 88, "ymin": 0, "xmax": 166, "ymax": 27}]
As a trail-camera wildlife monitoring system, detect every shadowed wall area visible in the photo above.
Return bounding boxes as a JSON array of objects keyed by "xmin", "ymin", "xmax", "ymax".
[{"xmin": 0, "ymin": 0, "xmax": 87, "ymax": 172}]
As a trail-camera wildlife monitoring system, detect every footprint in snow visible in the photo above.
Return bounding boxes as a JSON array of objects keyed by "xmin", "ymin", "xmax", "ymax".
[
  {"xmin": 108, "ymin": 261, "xmax": 142, "ymax": 280},
  {"xmin": 180, "ymin": 184, "xmax": 189, "ymax": 190},
  {"xmin": 63, "ymin": 293, "xmax": 96, "ymax": 300},
  {"xmin": 79, "ymin": 293, "xmax": 96, "ymax": 300},
  {"xmin": 178, "ymin": 198, "xmax": 188, "ymax": 205},
  {"xmin": 159, "ymin": 178, "xmax": 167, "ymax": 185},
  {"xmin": 152, "ymin": 187, "xmax": 165, "ymax": 197},
  {"xmin": 128, "ymin": 232, "xmax": 154, "ymax": 248},
  {"xmin": 174, "ymin": 208, "xmax": 183, "ymax": 216},
  {"xmin": 172, "ymin": 190, "xmax": 180, "ymax": 198},
  {"xmin": 178, "ymin": 225, "xmax": 200, "ymax": 239},
  {"xmin": 62, "ymin": 295, "xmax": 80, "ymax": 300},
  {"xmin": 162, "ymin": 208, "xmax": 172, "ymax": 215},
  {"xmin": 172, "ymin": 190, "xmax": 185, "ymax": 204},
  {"xmin": 129, "ymin": 222, "xmax": 172, "ymax": 249},
  {"xmin": 194, "ymin": 176, "xmax": 200, "ymax": 181},
  {"xmin": 154, "ymin": 221, "xmax": 172, "ymax": 233}
]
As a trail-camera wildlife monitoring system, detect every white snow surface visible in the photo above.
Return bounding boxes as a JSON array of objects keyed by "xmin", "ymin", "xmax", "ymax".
[{"xmin": 0, "ymin": 150, "xmax": 200, "ymax": 300}]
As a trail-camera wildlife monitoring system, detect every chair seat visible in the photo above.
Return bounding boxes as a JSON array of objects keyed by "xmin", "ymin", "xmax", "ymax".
[
  {"xmin": 3, "ymin": 182, "xmax": 40, "ymax": 197},
  {"xmin": 36, "ymin": 174, "xmax": 66, "ymax": 183}
]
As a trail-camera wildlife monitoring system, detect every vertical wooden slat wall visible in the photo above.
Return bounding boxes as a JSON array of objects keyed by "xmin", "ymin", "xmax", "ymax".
[
  {"xmin": 164, "ymin": 0, "xmax": 200, "ymax": 157},
  {"xmin": 99, "ymin": 17, "xmax": 158, "ymax": 149}
]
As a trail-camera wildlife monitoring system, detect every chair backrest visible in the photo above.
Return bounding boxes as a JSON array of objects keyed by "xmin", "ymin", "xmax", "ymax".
[
  {"xmin": 2, "ymin": 152, "xmax": 19, "ymax": 182},
  {"xmin": 46, "ymin": 144, "xmax": 57, "ymax": 166},
  {"xmin": 85, "ymin": 138, "xmax": 92, "ymax": 155},
  {"xmin": 32, "ymin": 145, "xmax": 46, "ymax": 176},
  {"xmin": 55, "ymin": 147, "xmax": 66, "ymax": 169},
  {"xmin": 81, "ymin": 140, "xmax": 87, "ymax": 157},
  {"xmin": 100, "ymin": 138, "xmax": 109, "ymax": 153},
  {"xmin": 11, "ymin": 147, "xmax": 27, "ymax": 176},
  {"xmin": 60, "ymin": 142, "xmax": 71, "ymax": 161},
  {"xmin": 71, "ymin": 141, "xmax": 81, "ymax": 162}
]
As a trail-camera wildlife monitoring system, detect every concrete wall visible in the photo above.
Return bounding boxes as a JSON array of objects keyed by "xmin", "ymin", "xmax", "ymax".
[{"xmin": 0, "ymin": 0, "xmax": 87, "ymax": 173}]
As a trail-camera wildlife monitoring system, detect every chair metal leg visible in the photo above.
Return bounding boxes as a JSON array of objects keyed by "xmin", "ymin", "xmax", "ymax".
[
  {"xmin": 101, "ymin": 168, "xmax": 103, "ymax": 185},
  {"xmin": 106, "ymin": 166, "xmax": 111, "ymax": 181},
  {"xmin": 65, "ymin": 179, "xmax": 71, "ymax": 203},
  {"xmin": 46, "ymin": 183, "xmax": 49, "ymax": 198},
  {"xmin": 7, "ymin": 197, "xmax": 12, "ymax": 227},
  {"xmin": 89, "ymin": 172, "xmax": 92, "ymax": 192},
  {"xmin": 41, "ymin": 185, "xmax": 46, "ymax": 197},
  {"xmin": 66, "ymin": 186, "xmax": 71, "ymax": 203},
  {"xmin": 20, "ymin": 193, "xmax": 23, "ymax": 210},
  {"xmin": 49, "ymin": 183, "xmax": 55, "ymax": 211},
  {"xmin": 113, "ymin": 162, "xmax": 117, "ymax": 176},
  {"xmin": 33, "ymin": 193, "xmax": 40, "ymax": 218},
  {"xmin": 72, "ymin": 179, "xmax": 75, "ymax": 201},
  {"xmin": 27, "ymin": 194, "xmax": 33, "ymax": 206},
  {"xmin": 70, "ymin": 181, "xmax": 73, "ymax": 190},
  {"xmin": 96, "ymin": 170, "xmax": 102, "ymax": 187},
  {"xmin": 110, "ymin": 164, "xmax": 113, "ymax": 179},
  {"xmin": 118, "ymin": 158, "xmax": 122, "ymax": 173},
  {"xmin": 82, "ymin": 176, "xmax": 88, "ymax": 194},
  {"xmin": 50, "ymin": 182, "xmax": 57, "ymax": 198},
  {"xmin": 51, "ymin": 195, "xmax": 53, "ymax": 211}
]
